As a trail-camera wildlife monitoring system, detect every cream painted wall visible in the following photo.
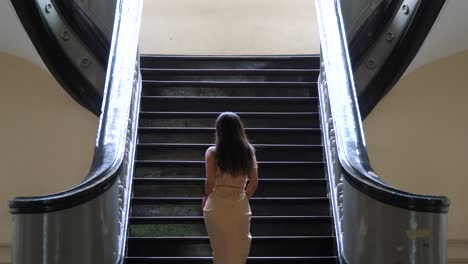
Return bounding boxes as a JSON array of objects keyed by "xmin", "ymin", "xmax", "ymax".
[
  {"xmin": 140, "ymin": 0, "xmax": 319, "ymax": 55},
  {"xmin": 0, "ymin": 53, "xmax": 98, "ymax": 262},
  {"xmin": 364, "ymin": 49, "xmax": 468, "ymax": 262}
]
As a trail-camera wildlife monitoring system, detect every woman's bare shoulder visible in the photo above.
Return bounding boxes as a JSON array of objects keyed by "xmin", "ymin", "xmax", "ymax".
[
  {"xmin": 205, "ymin": 146, "xmax": 216, "ymax": 157},
  {"xmin": 207, "ymin": 146, "xmax": 216, "ymax": 152}
]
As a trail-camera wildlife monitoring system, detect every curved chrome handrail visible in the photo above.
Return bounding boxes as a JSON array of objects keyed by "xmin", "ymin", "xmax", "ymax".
[
  {"xmin": 9, "ymin": 0, "xmax": 143, "ymax": 214},
  {"xmin": 9, "ymin": 0, "xmax": 142, "ymax": 263},
  {"xmin": 317, "ymin": 0, "xmax": 448, "ymax": 216},
  {"xmin": 317, "ymin": 0, "xmax": 449, "ymax": 263}
]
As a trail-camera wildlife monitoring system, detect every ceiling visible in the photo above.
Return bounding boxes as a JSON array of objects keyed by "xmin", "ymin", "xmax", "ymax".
[
  {"xmin": 406, "ymin": 0, "xmax": 468, "ymax": 73},
  {"xmin": 0, "ymin": 0, "xmax": 466, "ymax": 73}
]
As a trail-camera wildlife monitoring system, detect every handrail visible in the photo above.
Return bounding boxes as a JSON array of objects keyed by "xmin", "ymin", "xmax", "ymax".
[
  {"xmin": 9, "ymin": 0, "xmax": 112, "ymax": 115},
  {"xmin": 9, "ymin": 0, "xmax": 142, "ymax": 262},
  {"xmin": 9, "ymin": 0, "xmax": 142, "ymax": 214},
  {"xmin": 346, "ymin": 0, "xmax": 446, "ymax": 118},
  {"xmin": 53, "ymin": 0, "xmax": 112, "ymax": 67},
  {"xmin": 316, "ymin": 0, "xmax": 449, "ymax": 263},
  {"xmin": 318, "ymin": 0, "xmax": 449, "ymax": 215}
]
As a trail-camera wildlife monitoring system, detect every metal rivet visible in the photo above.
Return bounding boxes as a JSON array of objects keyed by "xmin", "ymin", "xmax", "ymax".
[
  {"xmin": 45, "ymin": 3, "xmax": 53, "ymax": 13},
  {"xmin": 366, "ymin": 59, "xmax": 376, "ymax": 69},
  {"xmin": 386, "ymin": 31, "xmax": 394, "ymax": 41},
  {"xmin": 61, "ymin": 30, "xmax": 70, "ymax": 41},
  {"xmin": 80, "ymin": 58, "xmax": 92, "ymax": 68},
  {"xmin": 402, "ymin": 4, "xmax": 410, "ymax": 15}
]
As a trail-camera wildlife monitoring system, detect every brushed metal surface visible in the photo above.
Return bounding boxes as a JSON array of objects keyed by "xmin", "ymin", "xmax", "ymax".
[
  {"xmin": 10, "ymin": 0, "xmax": 143, "ymax": 263},
  {"xmin": 316, "ymin": 0, "xmax": 449, "ymax": 263}
]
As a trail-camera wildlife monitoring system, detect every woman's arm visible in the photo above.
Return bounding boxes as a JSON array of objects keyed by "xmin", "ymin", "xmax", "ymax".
[
  {"xmin": 204, "ymin": 146, "xmax": 217, "ymax": 196},
  {"xmin": 245, "ymin": 153, "xmax": 258, "ymax": 198}
]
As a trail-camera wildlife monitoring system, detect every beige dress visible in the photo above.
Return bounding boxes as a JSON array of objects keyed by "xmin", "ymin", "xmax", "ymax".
[{"xmin": 203, "ymin": 168, "xmax": 252, "ymax": 264}]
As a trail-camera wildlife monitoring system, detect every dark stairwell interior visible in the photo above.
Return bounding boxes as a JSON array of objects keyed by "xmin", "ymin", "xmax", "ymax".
[{"xmin": 124, "ymin": 55, "xmax": 338, "ymax": 263}]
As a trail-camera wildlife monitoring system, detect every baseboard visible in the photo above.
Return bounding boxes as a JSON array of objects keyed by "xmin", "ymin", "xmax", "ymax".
[
  {"xmin": 448, "ymin": 239, "xmax": 468, "ymax": 264},
  {"xmin": 0, "ymin": 243, "xmax": 10, "ymax": 264}
]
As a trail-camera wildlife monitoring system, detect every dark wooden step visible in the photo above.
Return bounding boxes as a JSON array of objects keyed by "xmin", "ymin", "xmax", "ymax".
[
  {"xmin": 128, "ymin": 216, "xmax": 333, "ymax": 237},
  {"xmin": 141, "ymin": 68, "xmax": 319, "ymax": 82},
  {"xmin": 138, "ymin": 111, "xmax": 320, "ymax": 128},
  {"xmin": 126, "ymin": 236, "xmax": 336, "ymax": 257},
  {"xmin": 140, "ymin": 55, "xmax": 320, "ymax": 69},
  {"xmin": 142, "ymin": 81, "xmax": 317, "ymax": 97},
  {"xmin": 125, "ymin": 256, "xmax": 338, "ymax": 264},
  {"xmin": 136, "ymin": 143, "xmax": 323, "ymax": 161},
  {"xmin": 132, "ymin": 177, "xmax": 327, "ymax": 197},
  {"xmin": 131, "ymin": 197, "xmax": 330, "ymax": 217},
  {"xmin": 134, "ymin": 160, "xmax": 325, "ymax": 179},
  {"xmin": 140, "ymin": 96, "xmax": 318, "ymax": 112},
  {"xmin": 137, "ymin": 127, "xmax": 322, "ymax": 144}
]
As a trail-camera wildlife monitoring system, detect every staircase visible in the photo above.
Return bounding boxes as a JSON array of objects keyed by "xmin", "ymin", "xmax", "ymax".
[{"xmin": 124, "ymin": 55, "xmax": 338, "ymax": 264}]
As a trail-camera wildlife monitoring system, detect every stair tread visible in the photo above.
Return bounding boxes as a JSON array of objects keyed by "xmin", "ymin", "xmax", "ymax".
[
  {"xmin": 130, "ymin": 216, "xmax": 332, "ymax": 221},
  {"xmin": 135, "ymin": 160, "xmax": 325, "ymax": 165},
  {"xmin": 142, "ymin": 68, "xmax": 319, "ymax": 72},
  {"xmin": 128, "ymin": 235, "xmax": 335, "ymax": 240},
  {"xmin": 131, "ymin": 197, "xmax": 329, "ymax": 202},
  {"xmin": 125, "ymin": 256, "xmax": 338, "ymax": 261},
  {"xmin": 140, "ymin": 111, "xmax": 318, "ymax": 116},
  {"xmin": 143, "ymin": 80, "xmax": 317, "ymax": 84},
  {"xmin": 141, "ymin": 95, "xmax": 317, "ymax": 99},
  {"xmin": 126, "ymin": 256, "xmax": 336, "ymax": 259},
  {"xmin": 137, "ymin": 143, "xmax": 323, "ymax": 148},
  {"xmin": 133, "ymin": 177, "xmax": 325, "ymax": 182},
  {"xmin": 142, "ymin": 80, "xmax": 317, "ymax": 89},
  {"xmin": 138, "ymin": 127, "xmax": 321, "ymax": 131},
  {"xmin": 140, "ymin": 54, "xmax": 320, "ymax": 59},
  {"xmin": 132, "ymin": 196, "xmax": 328, "ymax": 200}
]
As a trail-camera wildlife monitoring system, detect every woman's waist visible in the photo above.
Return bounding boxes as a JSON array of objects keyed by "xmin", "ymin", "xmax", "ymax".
[{"xmin": 213, "ymin": 184, "xmax": 245, "ymax": 191}]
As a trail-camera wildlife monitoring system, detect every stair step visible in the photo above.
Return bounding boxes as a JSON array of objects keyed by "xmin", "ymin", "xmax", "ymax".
[
  {"xmin": 132, "ymin": 177, "xmax": 327, "ymax": 197},
  {"xmin": 140, "ymin": 96, "xmax": 318, "ymax": 112},
  {"xmin": 125, "ymin": 256, "xmax": 338, "ymax": 264},
  {"xmin": 136, "ymin": 143, "xmax": 323, "ymax": 161},
  {"xmin": 140, "ymin": 55, "xmax": 320, "ymax": 69},
  {"xmin": 142, "ymin": 81, "xmax": 317, "ymax": 97},
  {"xmin": 134, "ymin": 160, "xmax": 325, "ymax": 179},
  {"xmin": 128, "ymin": 216, "xmax": 333, "ymax": 237},
  {"xmin": 126, "ymin": 236, "xmax": 336, "ymax": 257},
  {"xmin": 141, "ymin": 68, "xmax": 319, "ymax": 82},
  {"xmin": 137, "ymin": 127, "xmax": 322, "ymax": 144},
  {"xmin": 131, "ymin": 197, "xmax": 330, "ymax": 217},
  {"xmin": 129, "ymin": 54, "xmax": 335, "ymax": 262},
  {"xmin": 138, "ymin": 111, "xmax": 320, "ymax": 128}
]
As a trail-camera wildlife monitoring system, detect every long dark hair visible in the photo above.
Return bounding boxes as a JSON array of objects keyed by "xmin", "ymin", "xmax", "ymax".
[{"xmin": 214, "ymin": 112, "xmax": 254, "ymax": 176}]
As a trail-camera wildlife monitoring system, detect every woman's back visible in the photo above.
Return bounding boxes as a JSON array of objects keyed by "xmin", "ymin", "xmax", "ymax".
[
  {"xmin": 214, "ymin": 167, "xmax": 248, "ymax": 189},
  {"xmin": 202, "ymin": 112, "xmax": 258, "ymax": 264}
]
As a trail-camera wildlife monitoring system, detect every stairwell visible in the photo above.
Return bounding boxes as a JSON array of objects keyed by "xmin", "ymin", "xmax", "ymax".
[{"xmin": 124, "ymin": 55, "xmax": 338, "ymax": 264}]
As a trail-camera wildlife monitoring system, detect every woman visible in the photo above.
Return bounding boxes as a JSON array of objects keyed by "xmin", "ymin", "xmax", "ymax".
[{"xmin": 203, "ymin": 111, "xmax": 259, "ymax": 264}]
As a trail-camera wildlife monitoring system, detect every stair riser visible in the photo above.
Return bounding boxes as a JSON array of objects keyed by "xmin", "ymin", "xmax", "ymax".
[
  {"xmin": 141, "ymin": 71, "xmax": 318, "ymax": 82},
  {"xmin": 136, "ymin": 148, "xmax": 323, "ymax": 162},
  {"xmin": 139, "ymin": 116, "xmax": 319, "ymax": 128},
  {"xmin": 142, "ymin": 86, "xmax": 317, "ymax": 97},
  {"xmin": 125, "ymin": 258, "xmax": 337, "ymax": 264},
  {"xmin": 140, "ymin": 56, "xmax": 320, "ymax": 69},
  {"xmin": 127, "ymin": 238, "xmax": 335, "ymax": 257},
  {"xmin": 140, "ymin": 99, "xmax": 318, "ymax": 112},
  {"xmin": 138, "ymin": 132, "xmax": 322, "ymax": 145},
  {"xmin": 134, "ymin": 166, "xmax": 325, "ymax": 179},
  {"xmin": 129, "ymin": 221, "xmax": 332, "ymax": 237},
  {"xmin": 133, "ymin": 182, "xmax": 327, "ymax": 198},
  {"xmin": 131, "ymin": 201, "xmax": 330, "ymax": 217}
]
